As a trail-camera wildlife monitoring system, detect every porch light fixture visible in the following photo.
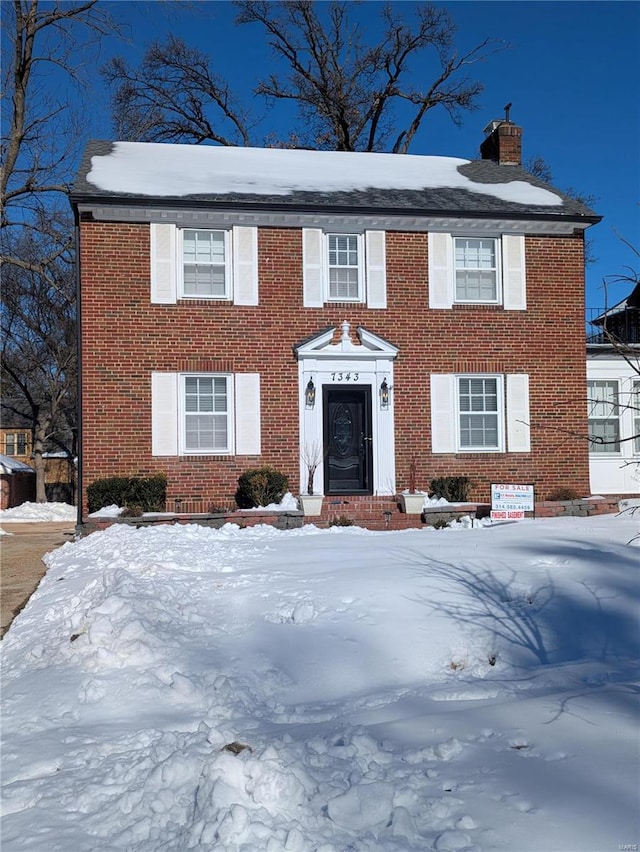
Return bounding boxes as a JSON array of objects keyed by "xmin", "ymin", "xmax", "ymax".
[
  {"xmin": 305, "ymin": 378, "xmax": 316, "ymax": 409},
  {"xmin": 380, "ymin": 378, "xmax": 390, "ymax": 409}
]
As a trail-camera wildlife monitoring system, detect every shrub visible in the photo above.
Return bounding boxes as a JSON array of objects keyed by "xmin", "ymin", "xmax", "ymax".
[
  {"xmin": 328, "ymin": 514, "xmax": 354, "ymax": 527},
  {"xmin": 87, "ymin": 474, "xmax": 167, "ymax": 514},
  {"xmin": 546, "ymin": 486, "xmax": 579, "ymax": 501},
  {"xmin": 430, "ymin": 476, "xmax": 471, "ymax": 502},
  {"xmin": 235, "ymin": 467, "xmax": 288, "ymax": 509}
]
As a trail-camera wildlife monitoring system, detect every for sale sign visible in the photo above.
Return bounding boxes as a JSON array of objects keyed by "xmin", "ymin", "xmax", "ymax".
[{"xmin": 490, "ymin": 483, "xmax": 535, "ymax": 520}]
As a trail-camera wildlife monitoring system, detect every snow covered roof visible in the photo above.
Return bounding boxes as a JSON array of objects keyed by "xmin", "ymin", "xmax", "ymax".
[
  {"xmin": 0, "ymin": 454, "xmax": 34, "ymax": 475},
  {"xmin": 72, "ymin": 141, "xmax": 599, "ymax": 222}
]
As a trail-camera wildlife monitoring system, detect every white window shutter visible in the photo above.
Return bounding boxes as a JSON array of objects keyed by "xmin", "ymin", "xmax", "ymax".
[
  {"xmin": 365, "ymin": 230, "xmax": 387, "ymax": 308},
  {"xmin": 235, "ymin": 373, "xmax": 261, "ymax": 455},
  {"xmin": 428, "ymin": 232, "xmax": 453, "ymax": 309},
  {"xmin": 506, "ymin": 374, "xmax": 531, "ymax": 452},
  {"xmin": 502, "ymin": 235, "xmax": 526, "ymax": 310},
  {"xmin": 151, "ymin": 372, "xmax": 178, "ymax": 456},
  {"xmin": 233, "ymin": 226, "xmax": 258, "ymax": 305},
  {"xmin": 150, "ymin": 224, "xmax": 177, "ymax": 304},
  {"xmin": 302, "ymin": 228, "xmax": 324, "ymax": 307},
  {"xmin": 430, "ymin": 374, "xmax": 456, "ymax": 453}
]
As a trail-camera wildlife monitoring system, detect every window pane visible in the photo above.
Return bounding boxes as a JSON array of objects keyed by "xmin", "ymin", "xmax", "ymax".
[
  {"xmin": 588, "ymin": 420, "xmax": 620, "ymax": 453},
  {"xmin": 460, "ymin": 414, "xmax": 499, "ymax": 448},
  {"xmin": 6, "ymin": 435, "xmax": 15, "ymax": 454}
]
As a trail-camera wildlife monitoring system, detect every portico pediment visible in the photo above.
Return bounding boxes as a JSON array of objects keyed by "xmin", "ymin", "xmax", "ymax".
[{"xmin": 294, "ymin": 321, "xmax": 399, "ymax": 361}]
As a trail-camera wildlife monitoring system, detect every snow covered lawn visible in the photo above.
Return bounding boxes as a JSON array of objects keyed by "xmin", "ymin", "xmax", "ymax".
[
  {"xmin": 0, "ymin": 502, "xmax": 76, "ymax": 524},
  {"xmin": 1, "ymin": 514, "xmax": 638, "ymax": 851}
]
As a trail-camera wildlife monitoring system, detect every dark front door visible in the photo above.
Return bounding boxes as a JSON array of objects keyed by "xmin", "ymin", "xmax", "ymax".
[{"xmin": 323, "ymin": 386, "xmax": 373, "ymax": 495}]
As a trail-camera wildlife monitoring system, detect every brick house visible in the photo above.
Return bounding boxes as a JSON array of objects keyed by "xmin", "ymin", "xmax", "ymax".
[{"xmin": 71, "ymin": 120, "xmax": 600, "ymax": 521}]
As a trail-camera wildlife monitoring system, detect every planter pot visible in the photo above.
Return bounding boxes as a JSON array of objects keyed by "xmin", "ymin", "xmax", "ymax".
[
  {"xmin": 399, "ymin": 493, "xmax": 426, "ymax": 514},
  {"xmin": 298, "ymin": 494, "xmax": 324, "ymax": 516}
]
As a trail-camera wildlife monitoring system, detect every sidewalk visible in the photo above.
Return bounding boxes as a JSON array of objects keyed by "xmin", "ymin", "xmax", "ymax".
[{"xmin": 0, "ymin": 522, "xmax": 75, "ymax": 638}]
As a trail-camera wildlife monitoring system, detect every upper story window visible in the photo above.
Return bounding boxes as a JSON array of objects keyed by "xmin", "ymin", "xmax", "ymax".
[
  {"xmin": 5, "ymin": 432, "xmax": 27, "ymax": 456},
  {"xmin": 327, "ymin": 234, "xmax": 362, "ymax": 301},
  {"xmin": 302, "ymin": 228, "xmax": 386, "ymax": 309},
  {"xmin": 458, "ymin": 376, "xmax": 502, "ymax": 450},
  {"xmin": 454, "ymin": 238, "xmax": 499, "ymax": 303},
  {"xmin": 634, "ymin": 381, "xmax": 640, "ymax": 455},
  {"xmin": 150, "ymin": 223, "xmax": 258, "ymax": 306},
  {"xmin": 182, "ymin": 375, "xmax": 231, "ymax": 454},
  {"xmin": 587, "ymin": 379, "xmax": 620, "ymax": 453},
  {"xmin": 428, "ymin": 233, "xmax": 525, "ymax": 311},
  {"xmin": 181, "ymin": 229, "xmax": 231, "ymax": 299}
]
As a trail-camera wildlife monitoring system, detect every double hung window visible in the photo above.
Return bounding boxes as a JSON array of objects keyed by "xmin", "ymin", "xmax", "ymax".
[
  {"xmin": 458, "ymin": 377, "xmax": 500, "ymax": 450},
  {"xmin": 5, "ymin": 433, "xmax": 27, "ymax": 455},
  {"xmin": 633, "ymin": 380, "xmax": 640, "ymax": 455},
  {"xmin": 587, "ymin": 380, "xmax": 620, "ymax": 453},
  {"xmin": 327, "ymin": 234, "xmax": 362, "ymax": 301},
  {"xmin": 454, "ymin": 238, "xmax": 499, "ymax": 303},
  {"xmin": 181, "ymin": 230, "xmax": 230, "ymax": 298},
  {"xmin": 183, "ymin": 375, "xmax": 231, "ymax": 454}
]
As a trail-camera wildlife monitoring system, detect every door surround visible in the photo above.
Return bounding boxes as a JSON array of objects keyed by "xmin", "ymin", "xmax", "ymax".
[{"xmin": 295, "ymin": 322, "xmax": 398, "ymax": 496}]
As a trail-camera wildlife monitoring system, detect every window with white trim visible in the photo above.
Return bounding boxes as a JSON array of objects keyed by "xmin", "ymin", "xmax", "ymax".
[
  {"xmin": 181, "ymin": 229, "xmax": 231, "ymax": 299},
  {"xmin": 587, "ymin": 380, "xmax": 620, "ymax": 453},
  {"xmin": 454, "ymin": 237, "xmax": 499, "ymax": 303},
  {"xmin": 632, "ymin": 380, "xmax": 640, "ymax": 454},
  {"xmin": 458, "ymin": 376, "xmax": 502, "ymax": 450},
  {"xmin": 5, "ymin": 432, "xmax": 28, "ymax": 456},
  {"xmin": 182, "ymin": 375, "xmax": 232, "ymax": 454},
  {"xmin": 327, "ymin": 233, "xmax": 363, "ymax": 301}
]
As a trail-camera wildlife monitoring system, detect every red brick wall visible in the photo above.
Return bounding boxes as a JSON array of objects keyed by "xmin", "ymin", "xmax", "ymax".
[{"xmin": 79, "ymin": 222, "xmax": 589, "ymax": 514}]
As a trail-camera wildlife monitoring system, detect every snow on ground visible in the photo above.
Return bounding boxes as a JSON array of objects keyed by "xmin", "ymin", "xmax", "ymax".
[
  {"xmin": 1, "ymin": 514, "xmax": 638, "ymax": 851},
  {"xmin": 0, "ymin": 502, "xmax": 76, "ymax": 523}
]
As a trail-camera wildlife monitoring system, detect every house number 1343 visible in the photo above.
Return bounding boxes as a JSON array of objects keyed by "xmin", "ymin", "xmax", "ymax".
[{"xmin": 331, "ymin": 372, "xmax": 359, "ymax": 382}]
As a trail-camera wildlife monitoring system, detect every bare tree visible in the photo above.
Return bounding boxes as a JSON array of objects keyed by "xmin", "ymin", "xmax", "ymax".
[
  {"xmin": 1, "ymin": 0, "xmax": 116, "ymax": 276},
  {"xmin": 102, "ymin": 35, "xmax": 253, "ymax": 145},
  {"xmin": 1, "ymin": 232, "xmax": 77, "ymax": 501},
  {"xmin": 1, "ymin": 0, "xmax": 116, "ymax": 501},
  {"xmin": 103, "ymin": 1, "xmax": 503, "ymax": 153},
  {"xmin": 237, "ymin": 1, "xmax": 502, "ymax": 153}
]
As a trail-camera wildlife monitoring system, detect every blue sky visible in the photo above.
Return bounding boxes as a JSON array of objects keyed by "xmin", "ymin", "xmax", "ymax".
[{"xmin": 87, "ymin": 1, "xmax": 640, "ymax": 311}]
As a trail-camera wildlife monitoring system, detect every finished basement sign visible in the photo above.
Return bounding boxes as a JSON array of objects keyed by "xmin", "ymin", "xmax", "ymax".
[{"xmin": 490, "ymin": 483, "xmax": 535, "ymax": 520}]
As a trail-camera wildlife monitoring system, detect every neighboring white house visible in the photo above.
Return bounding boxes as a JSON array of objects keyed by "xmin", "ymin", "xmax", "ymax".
[{"xmin": 586, "ymin": 284, "xmax": 640, "ymax": 495}]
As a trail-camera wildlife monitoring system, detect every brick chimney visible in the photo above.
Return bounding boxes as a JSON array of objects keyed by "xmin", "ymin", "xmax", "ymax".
[{"xmin": 480, "ymin": 118, "xmax": 522, "ymax": 166}]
